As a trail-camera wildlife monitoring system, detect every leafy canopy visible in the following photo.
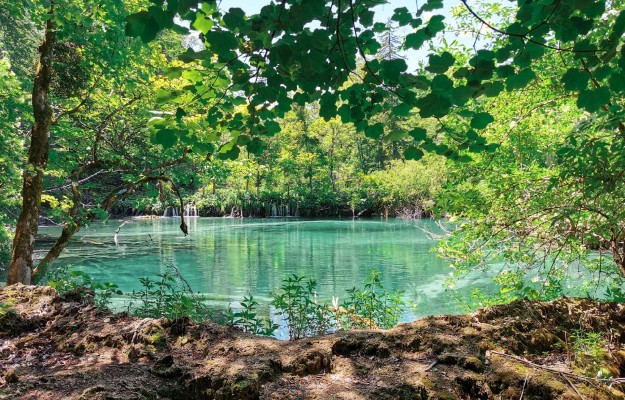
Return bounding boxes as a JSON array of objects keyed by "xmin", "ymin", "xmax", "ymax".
[{"xmin": 125, "ymin": 0, "xmax": 625, "ymax": 163}]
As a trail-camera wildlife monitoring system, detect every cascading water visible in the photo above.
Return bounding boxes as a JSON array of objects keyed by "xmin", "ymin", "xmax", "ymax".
[
  {"xmin": 163, "ymin": 206, "xmax": 171, "ymax": 217},
  {"xmin": 271, "ymin": 204, "xmax": 277, "ymax": 217},
  {"xmin": 183, "ymin": 203, "xmax": 199, "ymax": 217}
]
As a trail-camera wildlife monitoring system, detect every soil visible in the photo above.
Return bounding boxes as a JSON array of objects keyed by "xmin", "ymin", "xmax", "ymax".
[{"xmin": 1, "ymin": 284, "xmax": 624, "ymax": 399}]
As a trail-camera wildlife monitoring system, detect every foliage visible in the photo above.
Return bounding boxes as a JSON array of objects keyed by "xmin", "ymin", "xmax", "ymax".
[
  {"xmin": 572, "ymin": 330, "xmax": 608, "ymax": 366},
  {"xmin": 342, "ymin": 269, "xmax": 405, "ymax": 329},
  {"xmin": 272, "ymin": 270, "xmax": 406, "ymax": 339},
  {"xmin": 226, "ymin": 295, "xmax": 278, "ymax": 336},
  {"xmin": 126, "ymin": 266, "xmax": 212, "ymax": 321},
  {"xmin": 363, "ymin": 157, "xmax": 446, "ymax": 217},
  {"xmin": 45, "ymin": 265, "xmax": 121, "ymax": 309},
  {"xmin": 272, "ymin": 275, "xmax": 334, "ymax": 340}
]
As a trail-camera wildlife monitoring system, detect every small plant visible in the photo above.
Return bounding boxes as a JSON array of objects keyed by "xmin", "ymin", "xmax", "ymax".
[
  {"xmin": 271, "ymin": 275, "xmax": 334, "ymax": 340},
  {"xmin": 572, "ymin": 330, "xmax": 608, "ymax": 364},
  {"xmin": 0, "ymin": 301, "xmax": 14, "ymax": 317},
  {"xmin": 342, "ymin": 269, "xmax": 404, "ymax": 329},
  {"xmin": 226, "ymin": 295, "xmax": 278, "ymax": 336},
  {"xmin": 126, "ymin": 265, "xmax": 212, "ymax": 321},
  {"xmin": 271, "ymin": 270, "xmax": 406, "ymax": 340},
  {"xmin": 45, "ymin": 265, "xmax": 121, "ymax": 309}
]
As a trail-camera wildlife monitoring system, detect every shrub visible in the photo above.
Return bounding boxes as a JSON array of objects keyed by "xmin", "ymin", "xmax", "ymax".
[
  {"xmin": 272, "ymin": 275, "xmax": 334, "ymax": 340},
  {"xmin": 226, "ymin": 295, "xmax": 278, "ymax": 336},
  {"xmin": 126, "ymin": 265, "xmax": 212, "ymax": 321},
  {"xmin": 342, "ymin": 269, "xmax": 404, "ymax": 329},
  {"xmin": 272, "ymin": 270, "xmax": 406, "ymax": 339},
  {"xmin": 45, "ymin": 265, "xmax": 121, "ymax": 309}
]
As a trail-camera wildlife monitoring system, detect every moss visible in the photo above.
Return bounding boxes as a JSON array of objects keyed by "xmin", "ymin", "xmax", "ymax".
[
  {"xmin": 143, "ymin": 325, "xmax": 167, "ymax": 348},
  {"xmin": 463, "ymin": 356, "xmax": 484, "ymax": 372}
]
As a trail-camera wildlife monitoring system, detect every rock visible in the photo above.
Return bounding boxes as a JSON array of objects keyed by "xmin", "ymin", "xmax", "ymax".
[
  {"xmin": 332, "ymin": 337, "xmax": 362, "ymax": 356},
  {"xmin": 4, "ymin": 368, "xmax": 18, "ymax": 383},
  {"xmin": 463, "ymin": 356, "xmax": 484, "ymax": 372}
]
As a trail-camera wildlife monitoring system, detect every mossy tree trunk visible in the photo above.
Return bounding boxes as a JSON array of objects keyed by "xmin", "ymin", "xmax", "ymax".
[{"xmin": 7, "ymin": 6, "xmax": 55, "ymax": 285}]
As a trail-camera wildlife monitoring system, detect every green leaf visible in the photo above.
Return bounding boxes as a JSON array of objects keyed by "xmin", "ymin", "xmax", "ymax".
[
  {"xmin": 505, "ymin": 68, "xmax": 536, "ymax": 91},
  {"xmin": 392, "ymin": 103, "xmax": 413, "ymax": 117},
  {"xmin": 404, "ymin": 146, "xmax": 424, "ymax": 160},
  {"xmin": 405, "ymin": 30, "xmax": 428, "ymax": 50},
  {"xmin": 153, "ymin": 129, "xmax": 178, "ymax": 148},
  {"xmin": 164, "ymin": 67, "xmax": 183, "ymax": 79},
  {"xmin": 483, "ymin": 81, "xmax": 504, "ymax": 97},
  {"xmin": 425, "ymin": 15, "xmax": 445, "ymax": 36},
  {"xmin": 561, "ymin": 69, "xmax": 589, "ymax": 91},
  {"xmin": 385, "ymin": 130, "xmax": 407, "ymax": 141},
  {"xmin": 155, "ymin": 89, "xmax": 174, "ymax": 104},
  {"xmin": 577, "ymin": 87, "xmax": 610, "ymax": 112},
  {"xmin": 365, "ymin": 123, "xmax": 384, "ymax": 139},
  {"xmin": 409, "ymin": 127, "xmax": 427, "ymax": 141},
  {"xmin": 391, "ymin": 7, "xmax": 412, "ymax": 26},
  {"xmin": 418, "ymin": 0, "xmax": 444, "ymax": 15},
  {"xmin": 416, "ymin": 93, "xmax": 451, "ymax": 118},
  {"xmin": 470, "ymin": 112, "xmax": 494, "ymax": 129},
  {"xmin": 431, "ymin": 74, "xmax": 453, "ymax": 95},
  {"xmin": 182, "ymin": 69, "xmax": 203, "ymax": 82},
  {"xmin": 380, "ymin": 59, "xmax": 408, "ymax": 80},
  {"xmin": 426, "ymin": 51, "xmax": 455, "ymax": 73},
  {"xmin": 125, "ymin": 11, "xmax": 160, "ymax": 43},
  {"xmin": 609, "ymin": 71, "xmax": 625, "ymax": 93},
  {"xmin": 193, "ymin": 13, "xmax": 213, "ymax": 34},
  {"xmin": 219, "ymin": 145, "xmax": 240, "ymax": 160},
  {"xmin": 223, "ymin": 8, "xmax": 245, "ymax": 30},
  {"xmin": 205, "ymin": 30, "xmax": 238, "ymax": 56},
  {"xmin": 264, "ymin": 120, "xmax": 281, "ymax": 136},
  {"xmin": 246, "ymin": 138, "xmax": 266, "ymax": 154}
]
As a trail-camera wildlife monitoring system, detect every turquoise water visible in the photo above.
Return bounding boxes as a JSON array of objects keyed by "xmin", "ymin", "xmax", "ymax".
[{"xmin": 36, "ymin": 218, "xmax": 496, "ymax": 334}]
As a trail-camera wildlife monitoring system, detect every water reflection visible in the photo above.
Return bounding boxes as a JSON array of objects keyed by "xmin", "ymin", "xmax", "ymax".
[{"xmin": 36, "ymin": 218, "xmax": 495, "ymax": 320}]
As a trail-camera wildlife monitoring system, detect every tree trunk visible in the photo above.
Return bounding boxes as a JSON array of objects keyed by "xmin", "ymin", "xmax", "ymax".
[
  {"xmin": 610, "ymin": 231, "xmax": 625, "ymax": 278},
  {"xmin": 31, "ymin": 179, "xmax": 82, "ymax": 283},
  {"xmin": 7, "ymin": 8, "xmax": 55, "ymax": 285}
]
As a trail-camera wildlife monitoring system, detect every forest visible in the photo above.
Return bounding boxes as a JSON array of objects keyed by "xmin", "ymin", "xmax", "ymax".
[{"xmin": 1, "ymin": 0, "xmax": 625, "ymax": 398}]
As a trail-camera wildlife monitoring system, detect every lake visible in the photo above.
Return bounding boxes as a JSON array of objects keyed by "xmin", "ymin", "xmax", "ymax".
[{"xmin": 36, "ymin": 218, "xmax": 496, "ymax": 337}]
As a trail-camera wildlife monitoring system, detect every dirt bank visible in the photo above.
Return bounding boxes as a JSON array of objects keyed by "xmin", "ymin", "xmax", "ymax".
[{"xmin": 0, "ymin": 284, "xmax": 624, "ymax": 399}]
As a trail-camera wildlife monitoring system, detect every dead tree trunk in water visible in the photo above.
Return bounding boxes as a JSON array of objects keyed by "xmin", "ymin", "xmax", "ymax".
[{"xmin": 7, "ymin": 7, "xmax": 55, "ymax": 285}]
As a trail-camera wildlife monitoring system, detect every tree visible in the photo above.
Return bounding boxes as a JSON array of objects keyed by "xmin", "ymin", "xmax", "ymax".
[
  {"xmin": 3, "ymin": 0, "xmax": 195, "ymax": 284},
  {"xmin": 438, "ymin": 2, "xmax": 625, "ymax": 300}
]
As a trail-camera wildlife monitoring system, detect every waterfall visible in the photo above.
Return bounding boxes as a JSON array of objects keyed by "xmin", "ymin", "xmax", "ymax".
[
  {"xmin": 184, "ymin": 203, "xmax": 198, "ymax": 217},
  {"xmin": 285, "ymin": 205, "xmax": 289, "ymax": 217},
  {"xmin": 163, "ymin": 206, "xmax": 171, "ymax": 217},
  {"xmin": 271, "ymin": 204, "xmax": 277, "ymax": 217},
  {"xmin": 173, "ymin": 207, "xmax": 179, "ymax": 217}
]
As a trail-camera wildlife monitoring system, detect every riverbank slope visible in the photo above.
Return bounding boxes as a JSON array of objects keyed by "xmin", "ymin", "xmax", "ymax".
[{"xmin": 0, "ymin": 284, "xmax": 624, "ymax": 399}]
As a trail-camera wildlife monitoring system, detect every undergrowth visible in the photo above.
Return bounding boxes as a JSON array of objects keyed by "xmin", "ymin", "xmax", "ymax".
[{"xmin": 46, "ymin": 264, "xmax": 406, "ymax": 340}]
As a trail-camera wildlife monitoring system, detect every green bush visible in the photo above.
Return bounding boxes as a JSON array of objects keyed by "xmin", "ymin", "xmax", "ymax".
[
  {"xmin": 226, "ymin": 295, "xmax": 278, "ymax": 336},
  {"xmin": 46, "ymin": 265, "xmax": 121, "ymax": 309},
  {"xmin": 272, "ymin": 270, "xmax": 406, "ymax": 339},
  {"xmin": 342, "ymin": 269, "xmax": 404, "ymax": 329},
  {"xmin": 126, "ymin": 266, "xmax": 212, "ymax": 321},
  {"xmin": 272, "ymin": 275, "xmax": 334, "ymax": 340}
]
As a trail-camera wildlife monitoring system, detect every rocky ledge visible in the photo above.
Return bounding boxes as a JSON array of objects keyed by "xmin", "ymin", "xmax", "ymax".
[{"xmin": 0, "ymin": 284, "xmax": 624, "ymax": 399}]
